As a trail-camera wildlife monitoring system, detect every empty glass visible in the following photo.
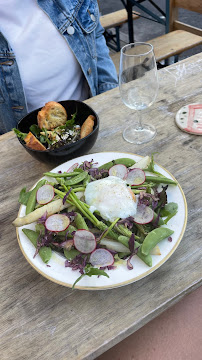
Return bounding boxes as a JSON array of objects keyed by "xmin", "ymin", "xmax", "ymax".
[{"xmin": 119, "ymin": 42, "xmax": 159, "ymax": 144}]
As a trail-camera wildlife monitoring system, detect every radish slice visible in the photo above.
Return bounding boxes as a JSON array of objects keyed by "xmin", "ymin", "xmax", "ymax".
[
  {"xmin": 36, "ymin": 184, "xmax": 55, "ymax": 205},
  {"xmin": 109, "ymin": 164, "xmax": 128, "ymax": 179},
  {"xmin": 133, "ymin": 204, "xmax": 154, "ymax": 224},
  {"xmin": 66, "ymin": 163, "xmax": 79, "ymax": 173},
  {"xmin": 45, "ymin": 214, "xmax": 70, "ymax": 232},
  {"xmin": 126, "ymin": 168, "xmax": 146, "ymax": 185},
  {"xmin": 90, "ymin": 248, "xmax": 114, "ymax": 267},
  {"xmin": 73, "ymin": 230, "xmax": 96, "ymax": 254}
]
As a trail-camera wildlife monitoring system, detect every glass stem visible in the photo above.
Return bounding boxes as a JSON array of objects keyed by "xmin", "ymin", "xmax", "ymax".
[{"xmin": 137, "ymin": 110, "xmax": 143, "ymax": 130}]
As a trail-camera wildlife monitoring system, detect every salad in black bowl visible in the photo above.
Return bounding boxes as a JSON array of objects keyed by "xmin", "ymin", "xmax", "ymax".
[{"xmin": 13, "ymin": 100, "xmax": 99, "ymax": 165}]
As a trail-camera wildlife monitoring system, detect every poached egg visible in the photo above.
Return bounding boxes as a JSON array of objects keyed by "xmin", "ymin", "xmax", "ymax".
[{"xmin": 84, "ymin": 176, "xmax": 137, "ymax": 222}]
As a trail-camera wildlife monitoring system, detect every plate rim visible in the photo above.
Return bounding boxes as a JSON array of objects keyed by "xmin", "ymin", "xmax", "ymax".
[{"xmin": 16, "ymin": 151, "xmax": 188, "ymax": 290}]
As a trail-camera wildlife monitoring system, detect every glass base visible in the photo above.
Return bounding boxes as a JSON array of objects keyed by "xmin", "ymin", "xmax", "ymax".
[{"xmin": 123, "ymin": 123, "xmax": 157, "ymax": 144}]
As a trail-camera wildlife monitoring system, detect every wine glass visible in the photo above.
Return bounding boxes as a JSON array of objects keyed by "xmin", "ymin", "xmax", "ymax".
[{"xmin": 119, "ymin": 42, "xmax": 159, "ymax": 144}]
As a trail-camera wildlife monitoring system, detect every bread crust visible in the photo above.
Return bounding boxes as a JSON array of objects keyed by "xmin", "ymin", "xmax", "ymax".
[
  {"xmin": 37, "ymin": 101, "xmax": 67, "ymax": 130},
  {"xmin": 80, "ymin": 115, "xmax": 95, "ymax": 139},
  {"xmin": 24, "ymin": 132, "xmax": 47, "ymax": 151}
]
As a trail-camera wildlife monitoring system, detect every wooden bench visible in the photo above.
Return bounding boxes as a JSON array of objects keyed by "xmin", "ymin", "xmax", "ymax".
[
  {"xmin": 100, "ymin": 9, "xmax": 140, "ymax": 51},
  {"xmin": 111, "ymin": 30, "xmax": 202, "ymax": 73},
  {"xmin": 100, "ymin": 9, "xmax": 139, "ymax": 30},
  {"xmin": 110, "ymin": 0, "xmax": 202, "ymax": 72}
]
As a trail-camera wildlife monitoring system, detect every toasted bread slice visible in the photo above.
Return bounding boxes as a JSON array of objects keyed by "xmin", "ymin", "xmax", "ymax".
[
  {"xmin": 24, "ymin": 132, "xmax": 46, "ymax": 151},
  {"xmin": 80, "ymin": 115, "xmax": 95, "ymax": 139},
  {"xmin": 37, "ymin": 101, "xmax": 67, "ymax": 130}
]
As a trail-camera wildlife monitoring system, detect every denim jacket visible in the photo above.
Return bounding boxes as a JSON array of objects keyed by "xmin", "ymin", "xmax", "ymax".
[{"xmin": 0, "ymin": 0, "xmax": 118, "ymax": 134}]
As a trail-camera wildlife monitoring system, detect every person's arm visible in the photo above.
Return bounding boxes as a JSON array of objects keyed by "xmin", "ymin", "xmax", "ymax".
[{"xmin": 95, "ymin": 20, "xmax": 118, "ymax": 94}]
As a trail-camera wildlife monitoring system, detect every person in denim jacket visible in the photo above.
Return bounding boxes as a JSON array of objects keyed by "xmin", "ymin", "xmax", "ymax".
[{"xmin": 0, "ymin": 0, "xmax": 118, "ymax": 134}]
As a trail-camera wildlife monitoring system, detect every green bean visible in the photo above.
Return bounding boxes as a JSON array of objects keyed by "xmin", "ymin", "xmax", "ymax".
[
  {"xmin": 26, "ymin": 179, "xmax": 46, "ymax": 215},
  {"xmin": 22, "ymin": 228, "xmax": 52, "ymax": 263},
  {"xmin": 117, "ymin": 235, "xmax": 129, "ymax": 248},
  {"xmin": 98, "ymin": 158, "xmax": 135, "ymax": 170},
  {"xmin": 116, "ymin": 224, "xmax": 132, "ymax": 237},
  {"xmin": 136, "ymin": 246, "xmax": 152, "ymax": 267},
  {"xmin": 145, "ymin": 176, "xmax": 177, "ymax": 185},
  {"xmin": 64, "ymin": 248, "xmax": 80, "ymax": 261},
  {"xmin": 73, "ymin": 168, "xmax": 83, "ymax": 173},
  {"xmin": 98, "ymin": 221, "xmax": 119, "ymax": 241},
  {"xmin": 65, "ymin": 171, "xmax": 88, "ymax": 186},
  {"xmin": 75, "ymin": 213, "xmax": 89, "ymax": 230},
  {"xmin": 116, "ymin": 224, "xmax": 140, "ymax": 240},
  {"xmin": 44, "ymin": 171, "xmax": 81, "ymax": 178},
  {"xmin": 68, "ymin": 184, "xmax": 82, "ymax": 188},
  {"xmin": 114, "ymin": 158, "xmax": 136, "ymax": 167},
  {"xmin": 131, "ymin": 183, "xmax": 155, "ymax": 189},
  {"xmin": 141, "ymin": 227, "xmax": 174, "ymax": 255},
  {"xmin": 99, "ymin": 218, "xmax": 120, "ymax": 241},
  {"xmin": 83, "ymin": 174, "xmax": 91, "ymax": 186},
  {"xmin": 71, "ymin": 187, "xmax": 85, "ymax": 192},
  {"xmin": 118, "ymin": 236, "xmax": 152, "ymax": 267}
]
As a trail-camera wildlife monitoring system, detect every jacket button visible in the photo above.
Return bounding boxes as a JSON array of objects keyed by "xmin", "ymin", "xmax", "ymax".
[
  {"xmin": 90, "ymin": 14, "xmax": 96, "ymax": 22},
  {"xmin": 67, "ymin": 26, "xmax": 75, "ymax": 35},
  {"xmin": 87, "ymin": 68, "xmax": 92, "ymax": 75}
]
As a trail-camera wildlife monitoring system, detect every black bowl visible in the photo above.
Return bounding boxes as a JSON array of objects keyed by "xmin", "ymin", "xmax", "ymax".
[{"xmin": 17, "ymin": 100, "xmax": 99, "ymax": 165}]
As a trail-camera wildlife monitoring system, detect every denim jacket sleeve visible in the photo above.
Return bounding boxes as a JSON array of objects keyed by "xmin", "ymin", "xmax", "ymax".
[{"xmin": 95, "ymin": 19, "xmax": 118, "ymax": 94}]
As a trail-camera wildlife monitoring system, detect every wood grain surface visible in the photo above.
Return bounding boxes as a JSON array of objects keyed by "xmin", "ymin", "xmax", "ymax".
[{"xmin": 1, "ymin": 53, "xmax": 202, "ymax": 360}]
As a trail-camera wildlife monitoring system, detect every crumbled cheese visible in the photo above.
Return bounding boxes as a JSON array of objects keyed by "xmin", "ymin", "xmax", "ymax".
[
  {"xmin": 61, "ymin": 133, "xmax": 69, "ymax": 140},
  {"xmin": 55, "ymin": 134, "xmax": 61, "ymax": 142}
]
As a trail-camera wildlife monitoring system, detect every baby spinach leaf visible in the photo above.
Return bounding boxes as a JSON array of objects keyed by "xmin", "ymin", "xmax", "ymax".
[
  {"xmin": 160, "ymin": 202, "xmax": 178, "ymax": 224},
  {"xmin": 160, "ymin": 202, "xmax": 178, "ymax": 216},
  {"xmin": 29, "ymin": 124, "xmax": 41, "ymax": 137}
]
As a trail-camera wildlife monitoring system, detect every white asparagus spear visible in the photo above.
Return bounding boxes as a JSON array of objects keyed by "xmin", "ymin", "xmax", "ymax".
[
  {"xmin": 13, "ymin": 192, "xmax": 84, "ymax": 227},
  {"xmin": 129, "ymin": 155, "xmax": 151, "ymax": 170}
]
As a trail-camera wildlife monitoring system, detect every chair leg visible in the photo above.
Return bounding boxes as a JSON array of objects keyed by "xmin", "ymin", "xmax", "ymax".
[
  {"xmin": 115, "ymin": 27, "xmax": 121, "ymax": 52},
  {"xmin": 104, "ymin": 27, "xmax": 121, "ymax": 52}
]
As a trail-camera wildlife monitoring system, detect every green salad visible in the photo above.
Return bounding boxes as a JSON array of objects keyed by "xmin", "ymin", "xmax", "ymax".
[{"xmin": 13, "ymin": 155, "xmax": 178, "ymax": 288}]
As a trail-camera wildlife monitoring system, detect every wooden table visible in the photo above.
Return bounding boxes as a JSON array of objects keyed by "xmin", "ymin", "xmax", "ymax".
[{"xmin": 1, "ymin": 53, "xmax": 202, "ymax": 360}]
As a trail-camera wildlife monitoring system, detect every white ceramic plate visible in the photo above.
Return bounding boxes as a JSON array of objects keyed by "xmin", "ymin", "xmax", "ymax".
[{"xmin": 16, "ymin": 152, "xmax": 187, "ymax": 290}]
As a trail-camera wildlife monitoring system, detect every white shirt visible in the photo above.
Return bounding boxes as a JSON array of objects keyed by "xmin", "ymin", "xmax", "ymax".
[{"xmin": 0, "ymin": 0, "xmax": 89, "ymax": 112}]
